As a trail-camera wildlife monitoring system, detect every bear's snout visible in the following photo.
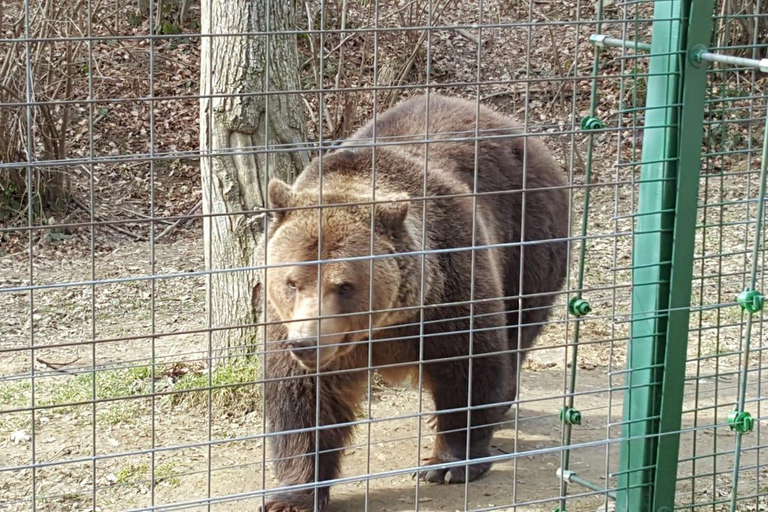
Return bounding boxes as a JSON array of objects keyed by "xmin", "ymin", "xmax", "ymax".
[
  {"xmin": 286, "ymin": 338, "xmax": 319, "ymax": 364},
  {"xmin": 284, "ymin": 314, "xmax": 350, "ymax": 369}
]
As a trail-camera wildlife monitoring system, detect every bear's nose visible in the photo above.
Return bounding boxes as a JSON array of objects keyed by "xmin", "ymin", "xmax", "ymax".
[
  {"xmin": 287, "ymin": 338, "xmax": 317, "ymax": 350},
  {"xmin": 286, "ymin": 338, "xmax": 318, "ymax": 360}
]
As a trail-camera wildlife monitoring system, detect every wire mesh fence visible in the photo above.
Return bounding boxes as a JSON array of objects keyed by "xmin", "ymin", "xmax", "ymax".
[
  {"xmin": 674, "ymin": 7, "xmax": 768, "ymax": 510},
  {"xmin": 0, "ymin": 0, "xmax": 766, "ymax": 511}
]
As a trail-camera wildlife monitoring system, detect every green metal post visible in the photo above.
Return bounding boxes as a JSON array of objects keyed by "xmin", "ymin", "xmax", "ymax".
[
  {"xmin": 616, "ymin": 0, "xmax": 687, "ymax": 509},
  {"xmin": 652, "ymin": 1, "xmax": 715, "ymax": 510}
]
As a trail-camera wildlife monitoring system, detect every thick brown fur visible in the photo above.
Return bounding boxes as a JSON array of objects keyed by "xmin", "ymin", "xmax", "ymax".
[{"xmin": 260, "ymin": 94, "xmax": 569, "ymax": 511}]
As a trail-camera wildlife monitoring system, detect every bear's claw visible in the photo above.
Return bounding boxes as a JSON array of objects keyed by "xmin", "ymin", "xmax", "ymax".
[
  {"xmin": 258, "ymin": 490, "xmax": 329, "ymax": 512},
  {"xmin": 415, "ymin": 457, "xmax": 492, "ymax": 484}
]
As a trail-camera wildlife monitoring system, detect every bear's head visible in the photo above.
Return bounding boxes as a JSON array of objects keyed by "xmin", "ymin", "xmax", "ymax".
[{"xmin": 265, "ymin": 175, "xmax": 410, "ymax": 370}]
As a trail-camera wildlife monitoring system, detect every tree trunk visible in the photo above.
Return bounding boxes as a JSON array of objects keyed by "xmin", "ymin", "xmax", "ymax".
[{"xmin": 200, "ymin": 0, "xmax": 308, "ymax": 362}]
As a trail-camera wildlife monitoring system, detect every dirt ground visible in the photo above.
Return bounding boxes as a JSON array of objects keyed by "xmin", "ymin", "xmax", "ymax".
[{"xmin": 1, "ymin": 234, "xmax": 766, "ymax": 512}]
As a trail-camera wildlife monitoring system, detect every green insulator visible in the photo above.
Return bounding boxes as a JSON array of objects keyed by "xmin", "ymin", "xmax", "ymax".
[
  {"xmin": 737, "ymin": 289, "xmax": 764, "ymax": 313},
  {"xmin": 580, "ymin": 116, "xmax": 605, "ymax": 131},
  {"xmin": 559, "ymin": 407, "xmax": 582, "ymax": 425},
  {"xmin": 726, "ymin": 410, "xmax": 754, "ymax": 434},
  {"xmin": 568, "ymin": 297, "xmax": 591, "ymax": 317}
]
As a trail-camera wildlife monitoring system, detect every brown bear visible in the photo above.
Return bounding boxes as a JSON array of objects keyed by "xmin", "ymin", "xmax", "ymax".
[{"xmin": 260, "ymin": 94, "xmax": 568, "ymax": 511}]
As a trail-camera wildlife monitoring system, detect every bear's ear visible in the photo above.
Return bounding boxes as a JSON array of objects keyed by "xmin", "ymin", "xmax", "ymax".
[
  {"xmin": 375, "ymin": 199, "xmax": 409, "ymax": 233},
  {"xmin": 267, "ymin": 178, "xmax": 293, "ymax": 225}
]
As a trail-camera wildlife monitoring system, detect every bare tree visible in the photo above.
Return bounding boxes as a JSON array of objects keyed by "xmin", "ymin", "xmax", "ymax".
[
  {"xmin": 0, "ymin": 0, "xmax": 83, "ymax": 222},
  {"xmin": 200, "ymin": 0, "xmax": 309, "ymax": 361},
  {"xmin": 715, "ymin": 0, "xmax": 768, "ymax": 56},
  {"xmin": 133, "ymin": 0, "xmax": 194, "ymax": 30},
  {"xmin": 177, "ymin": 0, "xmax": 192, "ymax": 25}
]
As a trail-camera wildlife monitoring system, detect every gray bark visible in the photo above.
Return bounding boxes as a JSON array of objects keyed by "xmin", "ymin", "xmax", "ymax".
[
  {"xmin": 178, "ymin": 0, "xmax": 192, "ymax": 25},
  {"xmin": 200, "ymin": 0, "xmax": 308, "ymax": 361}
]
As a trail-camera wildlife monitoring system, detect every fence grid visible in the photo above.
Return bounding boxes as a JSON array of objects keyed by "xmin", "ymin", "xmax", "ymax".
[{"xmin": 0, "ymin": 1, "xmax": 766, "ymax": 511}]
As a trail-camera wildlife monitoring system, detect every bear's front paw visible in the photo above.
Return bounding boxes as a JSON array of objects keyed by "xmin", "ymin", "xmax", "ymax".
[{"xmin": 258, "ymin": 489, "xmax": 329, "ymax": 512}]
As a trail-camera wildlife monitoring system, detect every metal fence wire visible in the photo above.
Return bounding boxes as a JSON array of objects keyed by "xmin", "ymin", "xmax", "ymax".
[{"xmin": 0, "ymin": 0, "xmax": 766, "ymax": 511}]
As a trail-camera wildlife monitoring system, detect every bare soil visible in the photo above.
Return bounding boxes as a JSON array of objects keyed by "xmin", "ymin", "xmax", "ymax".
[{"xmin": 2, "ymin": 234, "xmax": 766, "ymax": 511}]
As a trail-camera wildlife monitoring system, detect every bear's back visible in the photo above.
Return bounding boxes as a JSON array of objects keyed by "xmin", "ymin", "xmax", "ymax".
[{"xmin": 342, "ymin": 94, "xmax": 565, "ymax": 201}]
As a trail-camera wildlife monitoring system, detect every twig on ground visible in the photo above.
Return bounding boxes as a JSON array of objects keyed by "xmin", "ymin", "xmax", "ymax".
[
  {"xmin": 36, "ymin": 356, "xmax": 81, "ymax": 371},
  {"xmin": 72, "ymin": 197, "xmax": 146, "ymax": 241},
  {"xmin": 117, "ymin": 205, "xmax": 174, "ymax": 225},
  {"xmin": 455, "ymin": 28, "xmax": 481, "ymax": 45},
  {"xmin": 155, "ymin": 199, "xmax": 202, "ymax": 241},
  {"xmin": 481, "ymin": 90, "xmax": 518, "ymax": 102}
]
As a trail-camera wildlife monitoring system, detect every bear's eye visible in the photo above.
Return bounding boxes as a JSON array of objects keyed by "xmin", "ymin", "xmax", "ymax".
[
  {"xmin": 286, "ymin": 280, "xmax": 297, "ymax": 291},
  {"xmin": 337, "ymin": 283, "xmax": 354, "ymax": 295}
]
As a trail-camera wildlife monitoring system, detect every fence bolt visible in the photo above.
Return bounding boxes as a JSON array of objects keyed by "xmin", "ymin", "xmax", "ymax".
[
  {"xmin": 559, "ymin": 407, "xmax": 582, "ymax": 425},
  {"xmin": 737, "ymin": 289, "xmax": 764, "ymax": 313},
  {"xmin": 726, "ymin": 410, "xmax": 754, "ymax": 434},
  {"xmin": 568, "ymin": 297, "xmax": 591, "ymax": 317},
  {"xmin": 580, "ymin": 116, "xmax": 605, "ymax": 131},
  {"xmin": 689, "ymin": 44, "xmax": 707, "ymax": 67}
]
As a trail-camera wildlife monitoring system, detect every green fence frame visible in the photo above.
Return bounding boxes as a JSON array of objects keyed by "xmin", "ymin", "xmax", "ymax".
[
  {"xmin": 596, "ymin": 0, "xmax": 731, "ymax": 510},
  {"xmin": 615, "ymin": 0, "xmax": 686, "ymax": 507},
  {"xmin": 562, "ymin": 0, "xmax": 768, "ymax": 503},
  {"xmin": 597, "ymin": 0, "xmax": 768, "ymax": 509}
]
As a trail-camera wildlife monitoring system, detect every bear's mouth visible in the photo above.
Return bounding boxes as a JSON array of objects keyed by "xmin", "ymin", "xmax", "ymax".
[{"xmin": 289, "ymin": 333, "xmax": 355, "ymax": 370}]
